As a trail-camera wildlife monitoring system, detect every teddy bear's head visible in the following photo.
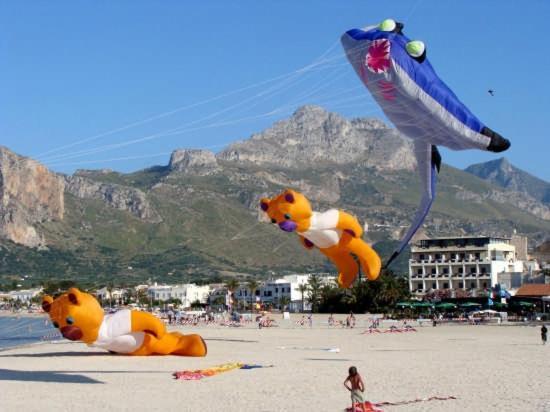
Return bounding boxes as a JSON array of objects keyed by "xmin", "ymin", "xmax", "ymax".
[
  {"xmin": 42, "ymin": 288, "xmax": 104, "ymax": 344},
  {"xmin": 260, "ymin": 189, "xmax": 313, "ymax": 233}
]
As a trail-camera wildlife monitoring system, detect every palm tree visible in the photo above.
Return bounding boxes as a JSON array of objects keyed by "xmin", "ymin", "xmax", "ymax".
[
  {"xmin": 225, "ymin": 278, "xmax": 240, "ymax": 310},
  {"xmin": 307, "ymin": 274, "xmax": 322, "ymax": 313},
  {"xmin": 106, "ymin": 283, "xmax": 114, "ymax": 308},
  {"xmin": 279, "ymin": 296, "xmax": 290, "ymax": 311},
  {"xmin": 297, "ymin": 283, "xmax": 309, "ymax": 312},
  {"xmin": 247, "ymin": 280, "xmax": 259, "ymax": 313}
]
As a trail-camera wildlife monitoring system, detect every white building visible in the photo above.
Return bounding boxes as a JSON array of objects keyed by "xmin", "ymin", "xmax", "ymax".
[
  {"xmin": 8, "ymin": 288, "xmax": 43, "ymax": 302},
  {"xmin": 233, "ymin": 274, "xmax": 336, "ymax": 312},
  {"xmin": 148, "ymin": 283, "xmax": 210, "ymax": 308},
  {"xmin": 409, "ymin": 236, "xmax": 524, "ymax": 295},
  {"xmin": 95, "ymin": 287, "xmax": 126, "ymax": 302}
]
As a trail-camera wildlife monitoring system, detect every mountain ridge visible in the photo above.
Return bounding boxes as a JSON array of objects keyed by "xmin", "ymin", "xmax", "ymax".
[
  {"xmin": 0, "ymin": 106, "xmax": 548, "ymax": 286},
  {"xmin": 465, "ymin": 157, "xmax": 550, "ymax": 205}
]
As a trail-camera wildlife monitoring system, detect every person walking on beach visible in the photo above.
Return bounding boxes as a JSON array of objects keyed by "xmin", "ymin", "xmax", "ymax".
[
  {"xmin": 344, "ymin": 366, "xmax": 366, "ymax": 412},
  {"xmin": 541, "ymin": 324, "xmax": 548, "ymax": 345}
]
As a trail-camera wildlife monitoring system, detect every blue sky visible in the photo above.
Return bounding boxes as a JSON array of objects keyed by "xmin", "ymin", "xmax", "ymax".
[{"xmin": 1, "ymin": 1, "xmax": 549, "ymax": 181}]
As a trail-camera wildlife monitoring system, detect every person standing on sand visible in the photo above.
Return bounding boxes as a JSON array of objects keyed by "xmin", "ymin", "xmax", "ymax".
[
  {"xmin": 541, "ymin": 324, "xmax": 547, "ymax": 345},
  {"xmin": 344, "ymin": 366, "xmax": 365, "ymax": 412}
]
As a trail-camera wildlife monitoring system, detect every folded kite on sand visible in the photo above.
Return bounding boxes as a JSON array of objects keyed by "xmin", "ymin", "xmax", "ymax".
[
  {"xmin": 173, "ymin": 362, "xmax": 273, "ymax": 380},
  {"xmin": 346, "ymin": 395, "xmax": 457, "ymax": 411}
]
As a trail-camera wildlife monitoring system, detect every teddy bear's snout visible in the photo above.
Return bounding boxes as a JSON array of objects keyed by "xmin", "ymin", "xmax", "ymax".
[
  {"xmin": 278, "ymin": 220, "xmax": 297, "ymax": 232},
  {"xmin": 61, "ymin": 325, "xmax": 83, "ymax": 341}
]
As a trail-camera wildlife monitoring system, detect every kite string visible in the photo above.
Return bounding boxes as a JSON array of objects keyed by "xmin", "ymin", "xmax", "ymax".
[
  {"xmin": 40, "ymin": 63, "xmax": 346, "ymax": 164},
  {"xmin": 36, "ymin": 38, "xmax": 345, "ymax": 160}
]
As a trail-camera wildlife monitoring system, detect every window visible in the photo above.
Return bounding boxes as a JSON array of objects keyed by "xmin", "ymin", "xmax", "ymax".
[
  {"xmin": 275, "ymin": 288, "xmax": 278, "ymax": 293},
  {"xmin": 475, "ymin": 253, "xmax": 480, "ymax": 260},
  {"xmin": 432, "ymin": 283, "xmax": 436, "ymax": 289},
  {"xmin": 417, "ymin": 269, "xmax": 423, "ymax": 275},
  {"xmin": 458, "ymin": 268, "xmax": 463, "ymax": 274},
  {"xmin": 419, "ymin": 254, "xmax": 425, "ymax": 261},
  {"xmin": 459, "ymin": 282, "xmax": 464, "ymax": 288},
  {"xmin": 482, "ymin": 282, "xmax": 487, "ymax": 288},
  {"xmin": 443, "ymin": 283, "xmax": 449, "ymax": 289},
  {"xmin": 470, "ymin": 267, "xmax": 475, "ymax": 273},
  {"xmin": 443, "ymin": 268, "xmax": 449, "ymax": 274},
  {"xmin": 431, "ymin": 268, "xmax": 437, "ymax": 274},
  {"xmin": 481, "ymin": 267, "xmax": 487, "ymax": 274}
]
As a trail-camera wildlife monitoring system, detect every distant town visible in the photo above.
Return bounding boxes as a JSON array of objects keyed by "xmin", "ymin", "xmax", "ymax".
[{"xmin": 1, "ymin": 234, "xmax": 549, "ymax": 319}]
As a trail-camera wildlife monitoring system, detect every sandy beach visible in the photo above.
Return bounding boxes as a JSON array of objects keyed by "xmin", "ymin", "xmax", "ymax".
[{"xmin": 1, "ymin": 315, "xmax": 548, "ymax": 412}]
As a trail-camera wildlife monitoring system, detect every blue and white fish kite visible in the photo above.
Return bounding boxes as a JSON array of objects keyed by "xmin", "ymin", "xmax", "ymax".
[{"xmin": 341, "ymin": 19, "xmax": 511, "ymax": 268}]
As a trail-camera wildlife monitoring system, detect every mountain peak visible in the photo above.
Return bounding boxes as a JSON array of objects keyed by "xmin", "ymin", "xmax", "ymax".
[
  {"xmin": 218, "ymin": 106, "xmax": 415, "ymax": 170},
  {"xmin": 465, "ymin": 158, "xmax": 550, "ymax": 205},
  {"xmin": 169, "ymin": 149, "xmax": 219, "ymax": 175}
]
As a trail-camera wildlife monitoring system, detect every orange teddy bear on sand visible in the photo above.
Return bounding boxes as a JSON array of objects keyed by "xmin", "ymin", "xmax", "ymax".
[
  {"xmin": 260, "ymin": 189, "xmax": 381, "ymax": 288},
  {"xmin": 42, "ymin": 288, "xmax": 206, "ymax": 356}
]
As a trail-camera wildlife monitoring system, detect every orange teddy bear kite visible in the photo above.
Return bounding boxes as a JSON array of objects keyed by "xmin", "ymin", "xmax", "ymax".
[
  {"xmin": 260, "ymin": 189, "xmax": 381, "ymax": 288},
  {"xmin": 42, "ymin": 288, "xmax": 207, "ymax": 356}
]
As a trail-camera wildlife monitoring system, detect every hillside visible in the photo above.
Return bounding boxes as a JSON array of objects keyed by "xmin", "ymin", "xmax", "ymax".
[{"xmin": 1, "ymin": 106, "xmax": 549, "ymax": 287}]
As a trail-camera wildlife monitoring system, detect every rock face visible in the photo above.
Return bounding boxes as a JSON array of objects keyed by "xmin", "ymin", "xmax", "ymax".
[
  {"xmin": 0, "ymin": 147, "xmax": 64, "ymax": 247},
  {"xmin": 169, "ymin": 149, "xmax": 219, "ymax": 175},
  {"xmin": 217, "ymin": 105, "xmax": 416, "ymax": 170},
  {"xmin": 465, "ymin": 157, "xmax": 550, "ymax": 205},
  {"xmin": 64, "ymin": 176, "xmax": 162, "ymax": 223}
]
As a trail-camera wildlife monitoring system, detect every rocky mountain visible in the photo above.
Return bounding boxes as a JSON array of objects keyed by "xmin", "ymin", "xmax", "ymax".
[
  {"xmin": 0, "ymin": 147, "xmax": 64, "ymax": 248},
  {"xmin": 1, "ymin": 106, "xmax": 549, "ymax": 286},
  {"xmin": 218, "ymin": 105, "xmax": 416, "ymax": 171},
  {"xmin": 465, "ymin": 157, "xmax": 550, "ymax": 205}
]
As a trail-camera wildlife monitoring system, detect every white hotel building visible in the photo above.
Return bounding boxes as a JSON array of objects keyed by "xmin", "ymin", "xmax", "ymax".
[
  {"xmin": 147, "ymin": 283, "xmax": 210, "ymax": 307},
  {"xmin": 409, "ymin": 236, "xmax": 524, "ymax": 295}
]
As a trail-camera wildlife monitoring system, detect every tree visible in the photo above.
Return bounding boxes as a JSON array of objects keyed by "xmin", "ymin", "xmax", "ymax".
[
  {"xmin": 247, "ymin": 280, "xmax": 259, "ymax": 313},
  {"xmin": 225, "ymin": 278, "xmax": 240, "ymax": 310},
  {"xmin": 106, "ymin": 283, "xmax": 114, "ymax": 308},
  {"xmin": 307, "ymin": 274, "xmax": 323, "ymax": 313},
  {"xmin": 297, "ymin": 283, "xmax": 309, "ymax": 312},
  {"xmin": 279, "ymin": 296, "xmax": 290, "ymax": 311}
]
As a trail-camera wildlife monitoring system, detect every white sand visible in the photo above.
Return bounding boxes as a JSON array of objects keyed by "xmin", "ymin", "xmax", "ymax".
[{"xmin": 1, "ymin": 315, "xmax": 549, "ymax": 412}]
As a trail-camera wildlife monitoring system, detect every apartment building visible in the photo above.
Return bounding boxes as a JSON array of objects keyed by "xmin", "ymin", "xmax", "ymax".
[{"xmin": 409, "ymin": 236, "xmax": 523, "ymax": 295}]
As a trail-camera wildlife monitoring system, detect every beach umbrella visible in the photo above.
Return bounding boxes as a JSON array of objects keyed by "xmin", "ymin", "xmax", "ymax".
[
  {"xmin": 395, "ymin": 301, "xmax": 414, "ymax": 309},
  {"xmin": 435, "ymin": 302, "xmax": 457, "ymax": 310},
  {"xmin": 512, "ymin": 301, "xmax": 535, "ymax": 308},
  {"xmin": 459, "ymin": 302, "xmax": 482, "ymax": 308},
  {"xmin": 481, "ymin": 309, "xmax": 498, "ymax": 314},
  {"xmin": 411, "ymin": 302, "xmax": 434, "ymax": 309},
  {"xmin": 491, "ymin": 302, "xmax": 508, "ymax": 310}
]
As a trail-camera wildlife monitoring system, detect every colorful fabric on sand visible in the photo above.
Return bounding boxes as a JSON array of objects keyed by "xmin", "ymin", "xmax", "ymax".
[
  {"xmin": 173, "ymin": 363, "xmax": 273, "ymax": 380},
  {"xmin": 346, "ymin": 395, "xmax": 457, "ymax": 411}
]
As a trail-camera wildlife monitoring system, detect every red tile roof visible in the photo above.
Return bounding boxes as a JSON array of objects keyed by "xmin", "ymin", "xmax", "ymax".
[{"xmin": 515, "ymin": 284, "xmax": 550, "ymax": 297}]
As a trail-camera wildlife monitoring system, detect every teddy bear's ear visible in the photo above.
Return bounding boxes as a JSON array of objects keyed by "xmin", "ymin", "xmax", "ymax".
[
  {"xmin": 284, "ymin": 190, "xmax": 295, "ymax": 203},
  {"xmin": 260, "ymin": 198, "xmax": 270, "ymax": 212},
  {"xmin": 67, "ymin": 288, "xmax": 82, "ymax": 305},
  {"xmin": 41, "ymin": 295, "xmax": 54, "ymax": 313}
]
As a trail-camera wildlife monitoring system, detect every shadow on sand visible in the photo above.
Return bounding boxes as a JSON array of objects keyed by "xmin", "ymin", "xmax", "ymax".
[
  {"xmin": 0, "ymin": 369, "xmax": 104, "ymax": 384},
  {"xmin": 0, "ymin": 351, "xmax": 111, "ymax": 358}
]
